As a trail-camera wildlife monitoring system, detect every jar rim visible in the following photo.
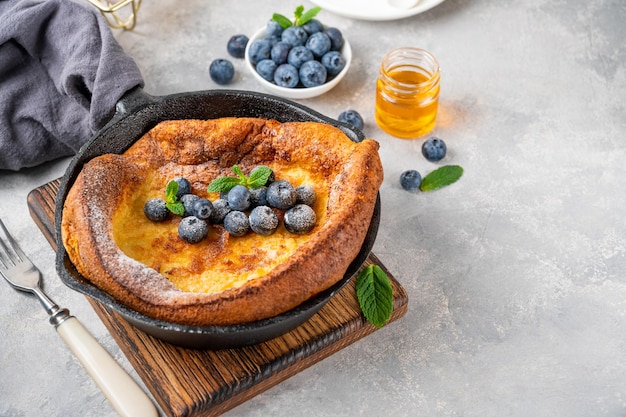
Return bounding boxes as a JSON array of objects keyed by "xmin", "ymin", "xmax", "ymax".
[{"xmin": 380, "ymin": 47, "xmax": 440, "ymax": 84}]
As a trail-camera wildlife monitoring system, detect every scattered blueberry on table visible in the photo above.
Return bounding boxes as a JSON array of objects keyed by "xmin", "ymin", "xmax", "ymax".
[
  {"xmin": 421, "ymin": 137, "xmax": 447, "ymax": 162},
  {"xmin": 227, "ymin": 34, "xmax": 249, "ymax": 58},
  {"xmin": 209, "ymin": 59, "xmax": 235, "ymax": 85},
  {"xmin": 338, "ymin": 110, "xmax": 364, "ymax": 130},
  {"xmin": 399, "ymin": 170, "xmax": 422, "ymax": 191}
]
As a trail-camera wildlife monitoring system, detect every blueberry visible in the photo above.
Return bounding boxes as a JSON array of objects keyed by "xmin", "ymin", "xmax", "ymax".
[
  {"xmin": 266, "ymin": 19, "xmax": 284, "ymax": 38},
  {"xmin": 265, "ymin": 35, "xmax": 281, "ymax": 46},
  {"xmin": 255, "ymin": 59, "xmax": 277, "ymax": 82},
  {"xmin": 223, "ymin": 211, "xmax": 250, "ymax": 237},
  {"xmin": 248, "ymin": 39, "xmax": 272, "ymax": 65},
  {"xmin": 249, "ymin": 206, "xmax": 279, "ymax": 236},
  {"xmin": 302, "ymin": 19, "xmax": 324, "ymax": 35},
  {"xmin": 144, "ymin": 198, "xmax": 169, "ymax": 222},
  {"xmin": 270, "ymin": 42, "xmax": 291, "ymax": 65},
  {"xmin": 295, "ymin": 185, "xmax": 316, "ymax": 206},
  {"xmin": 180, "ymin": 193, "xmax": 200, "ymax": 217},
  {"xmin": 421, "ymin": 137, "xmax": 447, "ymax": 162},
  {"xmin": 321, "ymin": 51, "xmax": 346, "ymax": 76},
  {"xmin": 250, "ymin": 165, "xmax": 275, "ymax": 185},
  {"xmin": 209, "ymin": 59, "xmax": 234, "ymax": 85},
  {"xmin": 284, "ymin": 204, "xmax": 316, "ymax": 234},
  {"xmin": 209, "ymin": 198, "xmax": 231, "ymax": 224},
  {"xmin": 192, "ymin": 198, "xmax": 213, "ymax": 220},
  {"xmin": 227, "ymin": 34, "xmax": 249, "ymax": 58},
  {"xmin": 249, "ymin": 186, "xmax": 268, "ymax": 207},
  {"xmin": 305, "ymin": 32, "xmax": 331, "ymax": 58},
  {"xmin": 324, "ymin": 27, "xmax": 344, "ymax": 51},
  {"xmin": 400, "ymin": 170, "xmax": 422, "ymax": 191},
  {"xmin": 338, "ymin": 110, "xmax": 364, "ymax": 130},
  {"xmin": 227, "ymin": 185, "xmax": 251, "ymax": 211},
  {"xmin": 178, "ymin": 216, "xmax": 209, "ymax": 243},
  {"xmin": 287, "ymin": 46, "xmax": 314, "ymax": 69},
  {"xmin": 172, "ymin": 176, "xmax": 191, "ymax": 198},
  {"xmin": 266, "ymin": 179, "xmax": 297, "ymax": 209},
  {"xmin": 281, "ymin": 26, "xmax": 308, "ymax": 47},
  {"xmin": 274, "ymin": 64, "xmax": 299, "ymax": 88},
  {"xmin": 299, "ymin": 60, "xmax": 327, "ymax": 88}
]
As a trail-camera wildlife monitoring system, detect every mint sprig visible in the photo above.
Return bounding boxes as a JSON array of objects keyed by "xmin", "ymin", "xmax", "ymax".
[
  {"xmin": 165, "ymin": 180, "xmax": 185, "ymax": 216},
  {"xmin": 207, "ymin": 165, "xmax": 272, "ymax": 193},
  {"xmin": 272, "ymin": 5, "xmax": 321, "ymax": 28},
  {"xmin": 420, "ymin": 165, "xmax": 463, "ymax": 192},
  {"xmin": 355, "ymin": 264, "xmax": 393, "ymax": 328}
]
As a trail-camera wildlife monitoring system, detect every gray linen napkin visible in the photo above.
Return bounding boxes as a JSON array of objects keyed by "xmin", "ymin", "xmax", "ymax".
[{"xmin": 0, "ymin": 0, "xmax": 144, "ymax": 171}]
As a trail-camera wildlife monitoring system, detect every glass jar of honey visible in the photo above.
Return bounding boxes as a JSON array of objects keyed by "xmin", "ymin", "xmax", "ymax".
[{"xmin": 375, "ymin": 47, "xmax": 440, "ymax": 139}]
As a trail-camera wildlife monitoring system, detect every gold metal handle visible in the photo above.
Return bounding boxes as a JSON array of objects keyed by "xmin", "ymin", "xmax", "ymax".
[{"xmin": 85, "ymin": 0, "xmax": 142, "ymax": 31}]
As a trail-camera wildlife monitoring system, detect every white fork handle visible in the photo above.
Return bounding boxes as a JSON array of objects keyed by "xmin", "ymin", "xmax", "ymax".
[{"xmin": 56, "ymin": 316, "xmax": 159, "ymax": 417}]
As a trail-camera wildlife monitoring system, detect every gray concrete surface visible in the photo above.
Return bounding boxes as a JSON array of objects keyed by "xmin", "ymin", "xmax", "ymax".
[{"xmin": 1, "ymin": 0, "xmax": 626, "ymax": 416}]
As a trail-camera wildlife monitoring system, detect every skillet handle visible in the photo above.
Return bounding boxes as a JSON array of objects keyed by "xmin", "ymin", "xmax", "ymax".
[{"xmin": 113, "ymin": 86, "xmax": 158, "ymax": 120}]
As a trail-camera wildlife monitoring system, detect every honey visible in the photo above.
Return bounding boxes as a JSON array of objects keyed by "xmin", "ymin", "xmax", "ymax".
[{"xmin": 375, "ymin": 48, "xmax": 440, "ymax": 138}]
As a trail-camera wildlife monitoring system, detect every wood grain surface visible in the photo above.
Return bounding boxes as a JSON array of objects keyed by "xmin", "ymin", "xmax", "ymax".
[{"xmin": 28, "ymin": 179, "xmax": 408, "ymax": 417}]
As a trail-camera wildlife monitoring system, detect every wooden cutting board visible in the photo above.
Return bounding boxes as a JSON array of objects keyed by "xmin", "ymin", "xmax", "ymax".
[{"xmin": 28, "ymin": 179, "xmax": 408, "ymax": 417}]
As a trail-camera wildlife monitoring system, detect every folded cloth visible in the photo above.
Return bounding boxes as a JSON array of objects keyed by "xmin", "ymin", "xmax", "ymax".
[{"xmin": 0, "ymin": 0, "xmax": 144, "ymax": 171}]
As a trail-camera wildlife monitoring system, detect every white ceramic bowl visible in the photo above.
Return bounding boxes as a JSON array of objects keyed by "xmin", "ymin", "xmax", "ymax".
[{"xmin": 244, "ymin": 27, "xmax": 352, "ymax": 100}]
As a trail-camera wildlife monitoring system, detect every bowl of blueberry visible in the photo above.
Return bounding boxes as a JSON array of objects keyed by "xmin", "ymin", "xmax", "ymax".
[{"xmin": 244, "ymin": 6, "xmax": 351, "ymax": 99}]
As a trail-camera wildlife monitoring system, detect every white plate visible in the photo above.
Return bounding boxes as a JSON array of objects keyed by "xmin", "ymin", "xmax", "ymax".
[
  {"xmin": 244, "ymin": 27, "xmax": 352, "ymax": 100},
  {"xmin": 310, "ymin": 0, "xmax": 446, "ymax": 21}
]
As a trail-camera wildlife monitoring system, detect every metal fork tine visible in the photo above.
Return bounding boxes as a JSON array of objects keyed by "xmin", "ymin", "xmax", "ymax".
[
  {"xmin": 0, "ymin": 219, "xmax": 26, "ymax": 262},
  {"xmin": 0, "ymin": 219, "xmax": 25, "ymax": 266}
]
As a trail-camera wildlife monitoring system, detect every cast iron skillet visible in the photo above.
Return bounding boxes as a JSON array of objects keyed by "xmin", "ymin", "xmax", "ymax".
[{"xmin": 54, "ymin": 87, "xmax": 380, "ymax": 350}]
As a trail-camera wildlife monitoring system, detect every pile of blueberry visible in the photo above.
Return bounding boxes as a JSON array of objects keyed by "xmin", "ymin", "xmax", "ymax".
[
  {"xmin": 248, "ymin": 19, "xmax": 346, "ymax": 89},
  {"xmin": 144, "ymin": 168, "xmax": 318, "ymax": 244}
]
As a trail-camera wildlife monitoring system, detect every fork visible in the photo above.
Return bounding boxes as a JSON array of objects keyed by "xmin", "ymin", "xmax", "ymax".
[{"xmin": 0, "ymin": 219, "xmax": 158, "ymax": 417}]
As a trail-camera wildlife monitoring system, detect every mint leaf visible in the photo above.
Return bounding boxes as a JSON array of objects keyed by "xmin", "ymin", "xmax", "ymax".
[
  {"xmin": 164, "ymin": 180, "xmax": 185, "ymax": 215},
  {"xmin": 247, "ymin": 166, "xmax": 272, "ymax": 189},
  {"xmin": 232, "ymin": 165, "xmax": 246, "ymax": 181},
  {"xmin": 420, "ymin": 165, "xmax": 463, "ymax": 192},
  {"xmin": 296, "ymin": 6, "xmax": 321, "ymax": 26},
  {"xmin": 165, "ymin": 180, "xmax": 179, "ymax": 204},
  {"xmin": 356, "ymin": 265, "xmax": 393, "ymax": 328},
  {"xmin": 293, "ymin": 5, "xmax": 304, "ymax": 21},
  {"xmin": 272, "ymin": 13, "xmax": 292, "ymax": 29},
  {"xmin": 166, "ymin": 202, "xmax": 185, "ymax": 216},
  {"xmin": 207, "ymin": 176, "xmax": 242, "ymax": 193}
]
